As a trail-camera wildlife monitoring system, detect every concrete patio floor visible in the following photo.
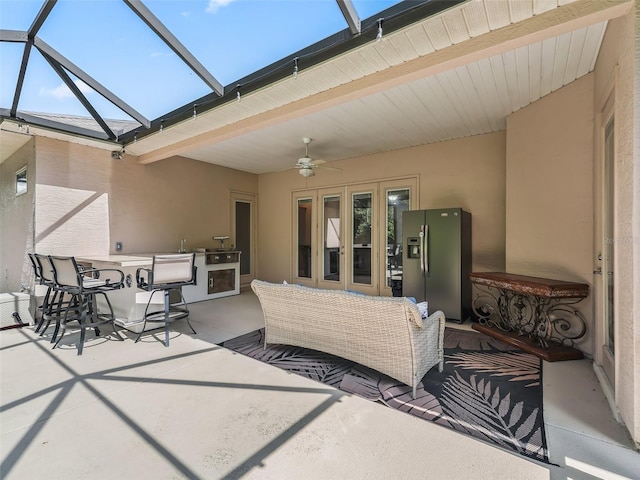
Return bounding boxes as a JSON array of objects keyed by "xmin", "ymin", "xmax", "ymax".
[{"xmin": 1, "ymin": 291, "xmax": 638, "ymax": 479}]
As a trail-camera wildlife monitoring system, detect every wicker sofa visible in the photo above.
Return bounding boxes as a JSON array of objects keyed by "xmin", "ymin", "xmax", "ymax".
[{"xmin": 250, "ymin": 279, "xmax": 446, "ymax": 397}]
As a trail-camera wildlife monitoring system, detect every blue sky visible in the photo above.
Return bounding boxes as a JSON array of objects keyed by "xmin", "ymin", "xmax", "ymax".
[{"xmin": 0, "ymin": 0, "xmax": 398, "ymax": 122}]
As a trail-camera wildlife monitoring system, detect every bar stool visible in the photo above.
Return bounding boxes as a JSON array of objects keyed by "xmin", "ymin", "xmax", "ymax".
[
  {"xmin": 30, "ymin": 253, "xmax": 76, "ymax": 340},
  {"xmin": 135, "ymin": 253, "xmax": 197, "ymax": 347},
  {"xmin": 48, "ymin": 255, "xmax": 125, "ymax": 355},
  {"xmin": 28, "ymin": 253, "xmax": 50, "ymax": 333}
]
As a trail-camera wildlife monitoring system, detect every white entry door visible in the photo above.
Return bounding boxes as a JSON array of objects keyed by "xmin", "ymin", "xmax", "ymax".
[
  {"xmin": 594, "ymin": 95, "xmax": 616, "ymax": 393},
  {"xmin": 231, "ymin": 191, "xmax": 256, "ymax": 288}
]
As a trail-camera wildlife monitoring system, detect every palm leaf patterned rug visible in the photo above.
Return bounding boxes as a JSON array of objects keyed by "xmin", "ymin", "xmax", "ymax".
[{"xmin": 222, "ymin": 327, "xmax": 549, "ymax": 463}]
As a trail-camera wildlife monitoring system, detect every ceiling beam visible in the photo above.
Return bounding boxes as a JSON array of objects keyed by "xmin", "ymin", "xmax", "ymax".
[
  {"xmin": 28, "ymin": 0, "xmax": 57, "ymax": 38},
  {"xmin": 40, "ymin": 51, "xmax": 116, "ymax": 140},
  {"xmin": 134, "ymin": 0, "xmax": 632, "ymax": 165},
  {"xmin": 1, "ymin": 110, "xmax": 111, "ymax": 141},
  {"xmin": 0, "ymin": 30, "xmax": 28, "ymax": 42},
  {"xmin": 10, "ymin": 43, "xmax": 32, "ymax": 117},
  {"xmin": 33, "ymin": 37, "xmax": 151, "ymax": 128},
  {"xmin": 5, "ymin": 0, "xmax": 55, "ymax": 120},
  {"xmin": 123, "ymin": 0, "xmax": 224, "ymax": 96},
  {"xmin": 336, "ymin": 0, "xmax": 361, "ymax": 35}
]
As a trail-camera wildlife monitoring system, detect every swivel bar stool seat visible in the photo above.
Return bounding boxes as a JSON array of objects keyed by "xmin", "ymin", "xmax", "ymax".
[
  {"xmin": 48, "ymin": 255, "xmax": 124, "ymax": 355},
  {"xmin": 135, "ymin": 253, "xmax": 197, "ymax": 347}
]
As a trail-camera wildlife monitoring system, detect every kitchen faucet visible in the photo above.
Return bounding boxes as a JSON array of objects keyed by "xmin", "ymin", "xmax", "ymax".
[{"xmin": 213, "ymin": 235, "xmax": 229, "ymax": 250}]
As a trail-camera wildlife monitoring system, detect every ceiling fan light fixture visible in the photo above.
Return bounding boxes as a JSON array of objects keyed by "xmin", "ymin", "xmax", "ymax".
[{"xmin": 299, "ymin": 168, "xmax": 315, "ymax": 177}]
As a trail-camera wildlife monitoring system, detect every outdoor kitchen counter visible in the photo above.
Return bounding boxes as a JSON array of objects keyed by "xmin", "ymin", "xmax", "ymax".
[
  {"xmin": 74, "ymin": 252, "xmax": 239, "ymax": 332},
  {"xmin": 76, "ymin": 252, "xmax": 207, "ymax": 268},
  {"xmin": 183, "ymin": 251, "xmax": 241, "ymax": 303},
  {"xmin": 75, "ymin": 253, "xmax": 204, "ymax": 333},
  {"xmin": 76, "ymin": 254, "xmax": 153, "ymax": 267}
]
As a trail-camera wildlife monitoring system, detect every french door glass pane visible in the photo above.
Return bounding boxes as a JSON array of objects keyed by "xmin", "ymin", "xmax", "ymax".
[
  {"xmin": 297, "ymin": 198, "xmax": 313, "ymax": 278},
  {"xmin": 323, "ymin": 195, "xmax": 341, "ymax": 282},
  {"xmin": 604, "ymin": 117, "xmax": 615, "ymax": 355},
  {"xmin": 386, "ymin": 189, "xmax": 410, "ymax": 288},
  {"xmin": 352, "ymin": 192, "xmax": 372, "ymax": 284}
]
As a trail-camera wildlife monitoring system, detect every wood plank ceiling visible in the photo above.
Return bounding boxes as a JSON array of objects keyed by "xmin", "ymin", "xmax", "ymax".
[
  {"xmin": 1, "ymin": 0, "xmax": 627, "ymax": 172},
  {"xmin": 176, "ymin": 21, "xmax": 606, "ymax": 175},
  {"xmin": 122, "ymin": 0, "xmax": 617, "ymax": 174}
]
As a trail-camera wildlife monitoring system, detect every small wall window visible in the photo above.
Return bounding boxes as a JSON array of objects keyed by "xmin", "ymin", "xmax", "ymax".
[{"xmin": 16, "ymin": 166, "xmax": 27, "ymax": 196}]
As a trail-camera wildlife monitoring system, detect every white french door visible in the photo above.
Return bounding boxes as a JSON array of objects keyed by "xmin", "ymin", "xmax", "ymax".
[
  {"xmin": 378, "ymin": 178, "xmax": 417, "ymax": 296},
  {"xmin": 317, "ymin": 187, "xmax": 345, "ymax": 290},
  {"xmin": 595, "ymin": 95, "xmax": 616, "ymax": 391},
  {"xmin": 291, "ymin": 177, "xmax": 417, "ymax": 295},
  {"xmin": 346, "ymin": 183, "xmax": 379, "ymax": 294},
  {"xmin": 292, "ymin": 191, "xmax": 317, "ymax": 287}
]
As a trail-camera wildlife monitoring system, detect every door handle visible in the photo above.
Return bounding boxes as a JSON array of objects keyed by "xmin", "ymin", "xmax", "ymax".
[
  {"xmin": 424, "ymin": 224, "xmax": 429, "ymax": 274},
  {"xmin": 419, "ymin": 230, "xmax": 425, "ymax": 277},
  {"xmin": 420, "ymin": 225, "xmax": 429, "ymax": 275},
  {"xmin": 593, "ymin": 269, "xmax": 613, "ymax": 276}
]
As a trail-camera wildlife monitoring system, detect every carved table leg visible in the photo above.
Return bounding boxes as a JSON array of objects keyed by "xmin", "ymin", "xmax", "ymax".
[{"xmin": 473, "ymin": 286, "xmax": 587, "ymax": 349}]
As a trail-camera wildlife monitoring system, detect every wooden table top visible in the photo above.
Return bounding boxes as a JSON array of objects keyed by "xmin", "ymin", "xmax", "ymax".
[{"xmin": 469, "ymin": 272, "xmax": 589, "ymax": 298}]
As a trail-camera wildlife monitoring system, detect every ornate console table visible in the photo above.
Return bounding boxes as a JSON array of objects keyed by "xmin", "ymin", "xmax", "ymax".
[{"xmin": 469, "ymin": 272, "xmax": 589, "ymax": 361}]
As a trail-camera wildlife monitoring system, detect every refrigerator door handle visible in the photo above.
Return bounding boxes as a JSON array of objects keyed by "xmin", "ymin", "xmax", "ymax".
[
  {"xmin": 423, "ymin": 224, "xmax": 429, "ymax": 274},
  {"xmin": 419, "ymin": 229, "xmax": 425, "ymax": 277}
]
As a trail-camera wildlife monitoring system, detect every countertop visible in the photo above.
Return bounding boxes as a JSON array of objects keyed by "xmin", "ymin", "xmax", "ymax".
[
  {"xmin": 77, "ymin": 250, "xmax": 245, "ymax": 267},
  {"xmin": 76, "ymin": 254, "xmax": 155, "ymax": 267},
  {"xmin": 76, "ymin": 251, "xmax": 239, "ymax": 267}
]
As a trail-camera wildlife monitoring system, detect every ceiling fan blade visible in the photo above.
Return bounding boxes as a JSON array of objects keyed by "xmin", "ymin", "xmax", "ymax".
[
  {"xmin": 292, "ymin": 137, "xmax": 340, "ymax": 175},
  {"xmin": 317, "ymin": 165, "xmax": 341, "ymax": 172}
]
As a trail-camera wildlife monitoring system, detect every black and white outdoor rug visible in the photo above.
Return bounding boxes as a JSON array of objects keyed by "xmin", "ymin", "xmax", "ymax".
[{"xmin": 222, "ymin": 327, "xmax": 549, "ymax": 463}]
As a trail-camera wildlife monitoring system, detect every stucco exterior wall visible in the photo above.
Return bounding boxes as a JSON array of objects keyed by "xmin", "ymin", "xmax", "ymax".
[
  {"xmin": 107, "ymin": 154, "xmax": 258, "ymax": 254},
  {"xmin": 33, "ymin": 137, "xmax": 258, "ymax": 257},
  {"xmin": 257, "ymin": 132, "xmax": 506, "ymax": 284},
  {"xmin": 505, "ymin": 74, "xmax": 595, "ymax": 355},
  {"xmin": 593, "ymin": 5, "xmax": 639, "ymax": 446},
  {"xmin": 634, "ymin": 3, "xmax": 640, "ymax": 447},
  {"xmin": 34, "ymin": 137, "xmax": 112, "ymax": 257},
  {"xmin": 0, "ymin": 139, "xmax": 36, "ymax": 292}
]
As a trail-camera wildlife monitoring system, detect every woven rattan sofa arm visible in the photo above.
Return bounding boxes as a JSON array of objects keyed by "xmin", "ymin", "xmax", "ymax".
[
  {"xmin": 427, "ymin": 310, "xmax": 446, "ymax": 372},
  {"xmin": 405, "ymin": 302, "xmax": 425, "ymax": 329}
]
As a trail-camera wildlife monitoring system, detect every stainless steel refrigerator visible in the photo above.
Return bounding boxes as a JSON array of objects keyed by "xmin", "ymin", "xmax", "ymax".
[{"xmin": 402, "ymin": 208, "xmax": 471, "ymax": 323}]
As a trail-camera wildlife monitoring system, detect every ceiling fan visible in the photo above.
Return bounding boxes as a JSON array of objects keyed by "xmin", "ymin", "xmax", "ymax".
[{"xmin": 293, "ymin": 137, "xmax": 341, "ymax": 177}]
